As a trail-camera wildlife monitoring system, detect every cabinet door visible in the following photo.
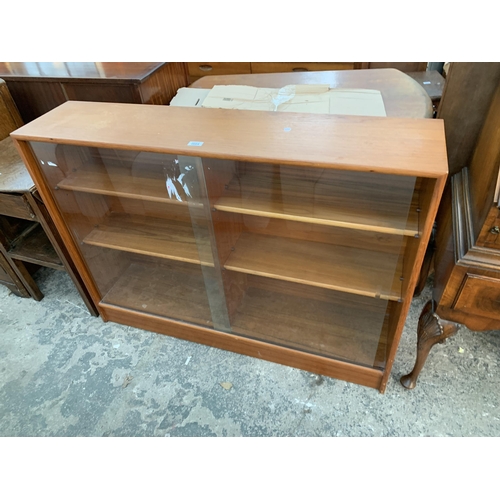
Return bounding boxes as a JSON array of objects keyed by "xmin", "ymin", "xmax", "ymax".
[
  {"xmin": 202, "ymin": 159, "xmax": 418, "ymax": 369},
  {"xmin": 28, "ymin": 142, "xmax": 230, "ymax": 330}
]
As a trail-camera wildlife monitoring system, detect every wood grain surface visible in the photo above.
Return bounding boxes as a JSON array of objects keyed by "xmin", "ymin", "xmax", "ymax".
[
  {"xmin": 58, "ymin": 162, "xmax": 185, "ymax": 205},
  {"xmin": 8, "ymin": 223, "xmax": 63, "ymax": 269},
  {"xmin": 191, "ymin": 68, "xmax": 433, "ymax": 119},
  {"xmin": 230, "ymin": 278, "xmax": 389, "ymax": 367},
  {"xmin": 102, "ymin": 260, "xmax": 213, "ymax": 327},
  {"xmin": 0, "ymin": 62, "xmax": 166, "ymax": 84},
  {"xmin": 0, "ymin": 79, "xmax": 23, "ymax": 140},
  {"xmin": 215, "ymin": 164, "xmax": 419, "ymax": 235},
  {"xmin": 101, "ymin": 302, "xmax": 385, "ymax": 390},
  {"xmin": 224, "ymin": 232, "xmax": 403, "ymax": 301},
  {"xmin": 12, "ymin": 101, "xmax": 448, "ymax": 178},
  {"xmin": 84, "ymin": 212, "xmax": 212, "ymax": 266}
]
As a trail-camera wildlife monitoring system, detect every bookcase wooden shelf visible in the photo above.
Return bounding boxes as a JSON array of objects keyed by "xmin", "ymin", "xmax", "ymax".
[
  {"xmin": 57, "ymin": 161, "xmax": 203, "ymax": 207},
  {"xmin": 11, "ymin": 101, "xmax": 448, "ymax": 392},
  {"xmin": 101, "ymin": 260, "xmax": 213, "ymax": 328},
  {"xmin": 224, "ymin": 232, "xmax": 403, "ymax": 301},
  {"xmin": 215, "ymin": 166, "xmax": 421, "ymax": 236},
  {"xmin": 83, "ymin": 213, "xmax": 211, "ymax": 266},
  {"xmin": 229, "ymin": 275, "xmax": 391, "ymax": 368}
]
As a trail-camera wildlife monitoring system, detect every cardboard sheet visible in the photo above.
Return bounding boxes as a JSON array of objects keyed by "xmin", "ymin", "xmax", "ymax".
[
  {"xmin": 169, "ymin": 88, "xmax": 210, "ymax": 107},
  {"xmin": 170, "ymin": 84, "xmax": 387, "ymax": 117}
]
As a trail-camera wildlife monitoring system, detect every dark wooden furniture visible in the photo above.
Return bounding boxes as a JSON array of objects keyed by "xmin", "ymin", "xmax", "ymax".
[
  {"xmin": 406, "ymin": 70, "xmax": 445, "ymax": 115},
  {"xmin": 414, "ymin": 63, "xmax": 500, "ymax": 295},
  {"xmin": 436, "ymin": 63, "xmax": 500, "ymax": 177},
  {"xmin": 187, "ymin": 62, "xmax": 362, "ymax": 83},
  {"xmin": 401, "ymin": 76, "xmax": 500, "ymax": 389},
  {"xmin": 12, "ymin": 101, "xmax": 447, "ymax": 392},
  {"xmin": 190, "ymin": 68, "xmax": 433, "ymax": 119},
  {"xmin": 0, "ymin": 249, "xmax": 29, "ymax": 297},
  {"xmin": 0, "ymin": 78, "xmax": 97, "ymax": 314},
  {"xmin": 360, "ymin": 62, "xmax": 428, "ymax": 72},
  {"xmin": 0, "ymin": 78, "xmax": 30, "ymax": 297},
  {"xmin": 0, "ymin": 146, "xmax": 99, "ymax": 314},
  {"xmin": 0, "ymin": 62, "xmax": 188, "ymax": 123}
]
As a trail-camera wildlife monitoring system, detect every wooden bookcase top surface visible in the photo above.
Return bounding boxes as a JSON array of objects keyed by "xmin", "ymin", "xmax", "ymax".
[{"xmin": 12, "ymin": 101, "xmax": 448, "ymax": 178}]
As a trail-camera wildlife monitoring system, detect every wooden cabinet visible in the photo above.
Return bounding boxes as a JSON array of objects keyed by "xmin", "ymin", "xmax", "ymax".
[
  {"xmin": 0, "ymin": 78, "xmax": 97, "ymax": 312},
  {"xmin": 0, "ymin": 181, "xmax": 96, "ymax": 313},
  {"xmin": 434, "ymin": 77, "xmax": 500, "ymax": 326},
  {"xmin": 401, "ymin": 76, "xmax": 500, "ymax": 389},
  {"xmin": 187, "ymin": 62, "xmax": 360, "ymax": 83},
  {"xmin": 0, "ymin": 62, "xmax": 189, "ymax": 123},
  {"xmin": 187, "ymin": 62, "xmax": 252, "ymax": 81},
  {"xmin": 12, "ymin": 101, "xmax": 447, "ymax": 392}
]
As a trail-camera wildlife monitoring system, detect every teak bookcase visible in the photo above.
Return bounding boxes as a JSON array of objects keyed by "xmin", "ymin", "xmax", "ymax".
[{"xmin": 11, "ymin": 101, "xmax": 448, "ymax": 392}]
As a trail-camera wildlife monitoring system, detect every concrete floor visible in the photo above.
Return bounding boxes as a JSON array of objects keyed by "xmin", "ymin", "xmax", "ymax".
[{"xmin": 1, "ymin": 267, "xmax": 499, "ymax": 437}]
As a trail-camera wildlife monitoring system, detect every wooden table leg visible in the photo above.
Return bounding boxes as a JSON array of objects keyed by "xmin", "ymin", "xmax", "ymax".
[
  {"xmin": 0, "ymin": 250, "xmax": 31, "ymax": 298},
  {"xmin": 400, "ymin": 300, "xmax": 459, "ymax": 389},
  {"xmin": 11, "ymin": 258, "xmax": 44, "ymax": 300}
]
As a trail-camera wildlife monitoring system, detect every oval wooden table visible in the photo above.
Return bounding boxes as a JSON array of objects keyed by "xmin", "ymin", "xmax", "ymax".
[{"xmin": 190, "ymin": 68, "xmax": 433, "ymax": 119}]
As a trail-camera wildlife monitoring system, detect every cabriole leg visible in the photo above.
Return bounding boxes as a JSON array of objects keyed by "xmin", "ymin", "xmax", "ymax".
[{"xmin": 400, "ymin": 300, "xmax": 458, "ymax": 389}]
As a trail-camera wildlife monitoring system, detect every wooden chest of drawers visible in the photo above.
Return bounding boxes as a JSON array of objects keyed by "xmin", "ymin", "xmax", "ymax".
[{"xmin": 187, "ymin": 62, "xmax": 360, "ymax": 83}]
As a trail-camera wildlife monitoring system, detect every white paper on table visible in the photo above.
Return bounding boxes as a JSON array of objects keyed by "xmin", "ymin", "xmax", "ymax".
[
  {"xmin": 328, "ymin": 89, "xmax": 386, "ymax": 117},
  {"xmin": 169, "ymin": 88, "xmax": 210, "ymax": 107},
  {"xmin": 171, "ymin": 84, "xmax": 387, "ymax": 117}
]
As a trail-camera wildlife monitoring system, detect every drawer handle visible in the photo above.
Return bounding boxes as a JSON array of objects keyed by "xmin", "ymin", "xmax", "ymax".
[
  {"xmin": 490, "ymin": 226, "xmax": 500, "ymax": 234},
  {"xmin": 199, "ymin": 65, "xmax": 213, "ymax": 72},
  {"xmin": 292, "ymin": 67, "xmax": 309, "ymax": 72}
]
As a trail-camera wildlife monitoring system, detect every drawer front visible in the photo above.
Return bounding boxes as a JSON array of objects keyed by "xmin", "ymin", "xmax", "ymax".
[
  {"xmin": 250, "ymin": 62, "xmax": 355, "ymax": 73},
  {"xmin": 453, "ymin": 273, "xmax": 500, "ymax": 320},
  {"xmin": 188, "ymin": 62, "xmax": 252, "ymax": 78},
  {"xmin": 0, "ymin": 192, "xmax": 35, "ymax": 220},
  {"xmin": 476, "ymin": 206, "xmax": 500, "ymax": 251}
]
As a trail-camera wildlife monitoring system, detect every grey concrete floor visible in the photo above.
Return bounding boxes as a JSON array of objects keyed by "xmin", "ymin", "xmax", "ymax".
[{"xmin": 1, "ymin": 267, "xmax": 499, "ymax": 437}]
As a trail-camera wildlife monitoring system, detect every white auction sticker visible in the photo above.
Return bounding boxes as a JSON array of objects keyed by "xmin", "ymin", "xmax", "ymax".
[{"xmin": 187, "ymin": 141, "xmax": 204, "ymax": 147}]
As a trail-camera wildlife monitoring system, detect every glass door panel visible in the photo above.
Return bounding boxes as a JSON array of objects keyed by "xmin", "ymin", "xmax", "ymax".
[
  {"xmin": 204, "ymin": 159, "xmax": 417, "ymax": 368},
  {"xmin": 28, "ymin": 142, "xmax": 228, "ymax": 329},
  {"xmin": 28, "ymin": 142, "xmax": 418, "ymax": 369}
]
